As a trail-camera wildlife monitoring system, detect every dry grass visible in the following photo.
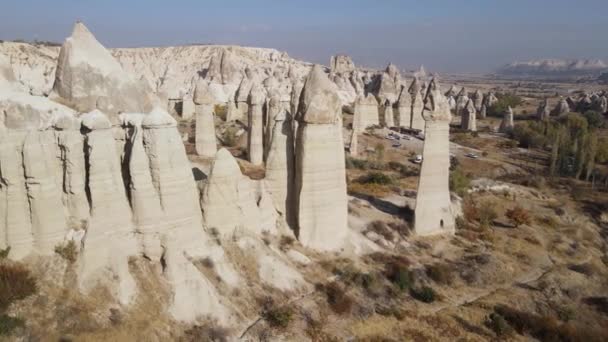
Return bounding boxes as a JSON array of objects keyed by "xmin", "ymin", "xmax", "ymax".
[{"xmin": 0, "ymin": 262, "xmax": 37, "ymax": 311}]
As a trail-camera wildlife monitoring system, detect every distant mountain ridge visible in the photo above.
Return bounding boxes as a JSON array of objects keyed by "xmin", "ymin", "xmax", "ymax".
[{"xmin": 498, "ymin": 58, "xmax": 608, "ymax": 77}]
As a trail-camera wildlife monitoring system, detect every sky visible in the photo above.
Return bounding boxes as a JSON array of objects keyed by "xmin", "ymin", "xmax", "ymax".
[{"xmin": 1, "ymin": 0, "xmax": 607, "ymax": 73}]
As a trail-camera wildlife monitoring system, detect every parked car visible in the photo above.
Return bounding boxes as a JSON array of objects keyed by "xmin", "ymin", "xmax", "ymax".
[
  {"xmin": 412, "ymin": 155, "xmax": 423, "ymax": 164},
  {"xmin": 465, "ymin": 152, "xmax": 479, "ymax": 159}
]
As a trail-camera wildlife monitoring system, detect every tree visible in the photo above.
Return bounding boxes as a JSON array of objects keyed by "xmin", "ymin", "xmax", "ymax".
[
  {"xmin": 597, "ymin": 137, "xmax": 608, "ymax": 164},
  {"xmin": 583, "ymin": 111, "xmax": 605, "ymax": 129},
  {"xmin": 585, "ymin": 131, "xmax": 599, "ymax": 181},
  {"xmin": 487, "ymin": 93, "xmax": 523, "ymax": 117},
  {"xmin": 505, "ymin": 206, "xmax": 531, "ymax": 227}
]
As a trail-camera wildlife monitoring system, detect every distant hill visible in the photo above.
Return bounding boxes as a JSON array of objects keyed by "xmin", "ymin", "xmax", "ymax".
[{"xmin": 498, "ymin": 59, "xmax": 608, "ymax": 78}]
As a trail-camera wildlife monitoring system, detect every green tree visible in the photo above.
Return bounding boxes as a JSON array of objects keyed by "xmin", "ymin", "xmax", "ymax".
[
  {"xmin": 583, "ymin": 111, "xmax": 605, "ymax": 129},
  {"xmin": 487, "ymin": 93, "xmax": 523, "ymax": 117}
]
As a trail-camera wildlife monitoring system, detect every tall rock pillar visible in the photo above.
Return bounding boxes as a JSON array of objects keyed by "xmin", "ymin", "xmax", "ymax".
[
  {"xmin": 295, "ymin": 65, "xmax": 348, "ymax": 251},
  {"xmin": 414, "ymin": 79, "xmax": 455, "ymax": 236}
]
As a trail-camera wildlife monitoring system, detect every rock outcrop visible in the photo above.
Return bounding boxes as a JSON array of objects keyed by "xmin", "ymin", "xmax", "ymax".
[
  {"xmin": 383, "ymin": 100, "xmax": 395, "ymax": 127},
  {"xmin": 499, "ymin": 106, "xmax": 514, "ymax": 132},
  {"xmin": 415, "ymin": 79, "xmax": 455, "ymax": 236},
  {"xmin": 201, "ymin": 149, "xmax": 280, "ymax": 237},
  {"xmin": 461, "ymin": 99, "xmax": 477, "ymax": 131},
  {"xmin": 536, "ymin": 98, "xmax": 550, "ymax": 121},
  {"xmin": 248, "ymin": 83, "xmax": 265, "ymax": 165},
  {"xmin": 264, "ymin": 108, "xmax": 295, "ymax": 227},
  {"xmin": 353, "ymin": 94, "xmax": 380, "ymax": 129},
  {"xmin": 330, "ymin": 55, "xmax": 355, "ymax": 74},
  {"xmin": 552, "ymin": 98, "xmax": 571, "ymax": 116},
  {"xmin": 396, "ymin": 87, "xmax": 412, "ymax": 128},
  {"xmin": 51, "ymin": 22, "xmax": 155, "ymax": 119},
  {"xmin": 295, "ymin": 65, "xmax": 348, "ymax": 251},
  {"xmin": 409, "ymin": 78, "xmax": 425, "ymax": 132},
  {"xmin": 193, "ymin": 78, "xmax": 217, "ymax": 158}
]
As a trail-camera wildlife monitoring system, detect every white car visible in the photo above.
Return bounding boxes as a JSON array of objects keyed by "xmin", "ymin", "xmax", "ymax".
[
  {"xmin": 465, "ymin": 152, "xmax": 479, "ymax": 159},
  {"xmin": 413, "ymin": 155, "xmax": 423, "ymax": 164}
]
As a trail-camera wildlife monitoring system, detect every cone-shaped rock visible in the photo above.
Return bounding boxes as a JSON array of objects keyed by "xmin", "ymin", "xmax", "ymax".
[{"xmin": 52, "ymin": 22, "xmax": 155, "ymax": 118}]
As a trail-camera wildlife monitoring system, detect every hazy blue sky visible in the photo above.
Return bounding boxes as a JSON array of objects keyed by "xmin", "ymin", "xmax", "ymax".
[{"xmin": 1, "ymin": 0, "xmax": 607, "ymax": 72}]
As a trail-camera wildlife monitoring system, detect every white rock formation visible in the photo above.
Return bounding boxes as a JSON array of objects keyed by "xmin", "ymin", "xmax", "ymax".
[
  {"xmin": 536, "ymin": 98, "xmax": 550, "ymax": 121},
  {"xmin": 295, "ymin": 65, "xmax": 348, "ymax": 251},
  {"xmin": 472, "ymin": 89, "xmax": 483, "ymax": 112},
  {"xmin": 395, "ymin": 87, "xmax": 411, "ymax": 128},
  {"xmin": 264, "ymin": 108, "xmax": 295, "ymax": 227},
  {"xmin": 455, "ymin": 87, "xmax": 469, "ymax": 116},
  {"xmin": 193, "ymin": 78, "xmax": 217, "ymax": 158},
  {"xmin": 415, "ymin": 79, "xmax": 455, "ymax": 236},
  {"xmin": 330, "ymin": 55, "xmax": 355, "ymax": 74},
  {"xmin": 201, "ymin": 149, "xmax": 279, "ymax": 237},
  {"xmin": 181, "ymin": 95, "xmax": 195, "ymax": 120},
  {"xmin": 79, "ymin": 109, "xmax": 139, "ymax": 305},
  {"xmin": 499, "ymin": 106, "xmax": 514, "ymax": 132},
  {"xmin": 383, "ymin": 100, "xmax": 395, "ymax": 127},
  {"xmin": 461, "ymin": 99, "xmax": 477, "ymax": 131},
  {"xmin": 50, "ymin": 22, "xmax": 155, "ymax": 118},
  {"xmin": 409, "ymin": 78, "xmax": 425, "ymax": 132},
  {"xmin": 248, "ymin": 83, "xmax": 265, "ymax": 165},
  {"xmin": 353, "ymin": 94, "xmax": 380, "ymax": 129},
  {"xmin": 552, "ymin": 98, "xmax": 571, "ymax": 116}
]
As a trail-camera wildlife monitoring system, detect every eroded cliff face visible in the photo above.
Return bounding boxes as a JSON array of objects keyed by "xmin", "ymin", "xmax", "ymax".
[{"xmin": 0, "ymin": 39, "xmax": 309, "ymax": 103}]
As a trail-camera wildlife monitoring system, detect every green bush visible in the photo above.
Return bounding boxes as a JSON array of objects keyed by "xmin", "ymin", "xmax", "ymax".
[
  {"xmin": 263, "ymin": 305, "xmax": 294, "ymax": 329},
  {"xmin": 324, "ymin": 282, "xmax": 354, "ymax": 315},
  {"xmin": 511, "ymin": 123, "xmax": 546, "ymax": 148},
  {"xmin": 426, "ymin": 263, "xmax": 454, "ymax": 285},
  {"xmin": 356, "ymin": 172, "xmax": 394, "ymax": 185},
  {"xmin": 214, "ymin": 104, "xmax": 227, "ymax": 121},
  {"xmin": 0, "ymin": 247, "xmax": 10, "ymax": 260},
  {"xmin": 486, "ymin": 312, "xmax": 512, "ymax": 336},
  {"xmin": 583, "ymin": 111, "xmax": 605, "ymax": 129},
  {"xmin": 0, "ymin": 315, "xmax": 25, "ymax": 336},
  {"xmin": 383, "ymin": 256, "xmax": 412, "ymax": 291},
  {"xmin": 410, "ymin": 286, "xmax": 437, "ymax": 303},
  {"xmin": 222, "ymin": 128, "xmax": 239, "ymax": 147},
  {"xmin": 487, "ymin": 93, "xmax": 523, "ymax": 117},
  {"xmin": 388, "ymin": 161, "xmax": 418, "ymax": 177},
  {"xmin": 449, "ymin": 169, "xmax": 470, "ymax": 196},
  {"xmin": 345, "ymin": 157, "xmax": 385, "ymax": 171},
  {"xmin": 54, "ymin": 241, "xmax": 78, "ymax": 263}
]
